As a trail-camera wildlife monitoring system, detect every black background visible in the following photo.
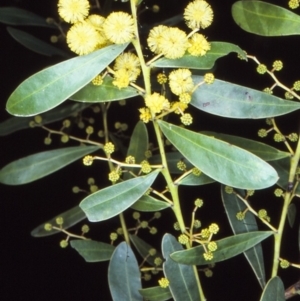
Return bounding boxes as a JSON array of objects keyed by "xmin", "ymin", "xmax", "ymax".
[{"xmin": 1, "ymin": 0, "xmax": 300, "ymax": 300}]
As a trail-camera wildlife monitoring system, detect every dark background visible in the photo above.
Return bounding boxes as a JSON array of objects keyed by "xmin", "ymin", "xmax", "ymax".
[{"xmin": 1, "ymin": 0, "xmax": 300, "ymax": 300}]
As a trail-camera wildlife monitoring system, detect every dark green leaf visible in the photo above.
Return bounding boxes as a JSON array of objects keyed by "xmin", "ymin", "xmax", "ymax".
[
  {"xmin": 0, "ymin": 7, "xmax": 56, "ymax": 28},
  {"xmin": 131, "ymin": 194, "xmax": 171, "ymax": 212},
  {"xmin": 259, "ymin": 276, "xmax": 285, "ymax": 301},
  {"xmin": 162, "ymin": 234, "xmax": 201, "ymax": 301},
  {"xmin": 221, "ymin": 186, "xmax": 266, "ymax": 289},
  {"xmin": 129, "ymin": 234, "xmax": 163, "ymax": 267},
  {"xmin": 201, "ymin": 131, "xmax": 289, "ymax": 161},
  {"xmin": 191, "ymin": 76, "xmax": 300, "ymax": 119},
  {"xmin": 7, "ymin": 27, "xmax": 69, "ymax": 58},
  {"xmin": 0, "ymin": 102, "xmax": 91, "ymax": 136},
  {"xmin": 139, "ymin": 286, "xmax": 172, "ymax": 301},
  {"xmin": 71, "ymin": 75, "xmax": 138, "ymax": 102},
  {"xmin": 7, "ymin": 43, "xmax": 128, "ymax": 116},
  {"xmin": 80, "ymin": 170, "xmax": 159, "ymax": 222},
  {"xmin": 158, "ymin": 121, "xmax": 278, "ymax": 189},
  {"xmin": 151, "ymin": 42, "xmax": 247, "ymax": 69},
  {"xmin": 108, "ymin": 242, "xmax": 143, "ymax": 301},
  {"xmin": 70, "ymin": 239, "xmax": 115, "ymax": 262},
  {"xmin": 288, "ymin": 203, "xmax": 296, "ymax": 228},
  {"xmin": 0, "ymin": 145, "xmax": 100, "ymax": 185},
  {"xmin": 31, "ymin": 206, "xmax": 86, "ymax": 237},
  {"xmin": 170, "ymin": 231, "xmax": 273, "ymax": 265},
  {"xmin": 232, "ymin": 1, "xmax": 300, "ymax": 36}
]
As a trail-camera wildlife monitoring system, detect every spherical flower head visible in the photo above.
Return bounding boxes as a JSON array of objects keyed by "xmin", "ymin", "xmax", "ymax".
[
  {"xmin": 184, "ymin": 0, "xmax": 214, "ymax": 30},
  {"xmin": 34, "ymin": 115, "xmax": 42, "ymax": 124},
  {"xmin": 145, "ymin": 93, "xmax": 170, "ymax": 114},
  {"xmin": 86, "ymin": 14, "xmax": 105, "ymax": 29},
  {"xmin": 154, "ymin": 212, "xmax": 161, "ymax": 219},
  {"xmin": 256, "ymin": 64, "xmax": 267, "ymax": 74},
  {"xmin": 208, "ymin": 223, "xmax": 219, "ymax": 235},
  {"xmin": 58, "ymin": 0, "xmax": 90, "ymax": 24},
  {"xmin": 158, "ymin": 277, "xmax": 169, "ymax": 288},
  {"xmin": 150, "ymin": 227, "xmax": 157, "ymax": 234},
  {"xmin": 293, "ymin": 80, "xmax": 300, "ymax": 91},
  {"xmin": 188, "ymin": 33, "xmax": 211, "ymax": 56},
  {"xmin": 104, "ymin": 142, "xmax": 115, "ymax": 154},
  {"xmin": 81, "ymin": 224, "xmax": 90, "ymax": 233},
  {"xmin": 110, "ymin": 232, "xmax": 118, "ymax": 241},
  {"xmin": 44, "ymin": 223, "xmax": 53, "ymax": 231},
  {"xmin": 272, "ymin": 60, "xmax": 283, "ymax": 71},
  {"xmin": 177, "ymin": 160, "xmax": 187, "ymax": 171},
  {"xmin": 285, "ymin": 91, "xmax": 294, "ymax": 100},
  {"xmin": 67, "ymin": 22, "xmax": 101, "ymax": 55},
  {"xmin": 200, "ymin": 228, "xmax": 210, "ymax": 238},
  {"xmin": 103, "ymin": 12, "xmax": 135, "ymax": 44},
  {"xmin": 141, "ymin": 160, "xmax": 152, "ymax": 174},
  {"xmin": 113, "ymin": 69, "xmax": 130, "ymax": 89},
  {"xmin": 147, "ymin": 25, "xmax": 168, "ymax": 54},
  {"xmin": 203, "ymin": 251, "xmax": 213, "ymax": 261},
  {"xmin": 207, "ymin": 241, "xmax": 217, "ymax": 252},
  {"xmin": 60, "ymin": 239, "xmax": 69, "ymax": 248},
  {"xmin": 236, "ymin": 211, "xmax": 245, "ymax": 220},
  {"xmin": 179, "ymin": 92, "xmax": 192, "ymax": 105},
  {"xmin": 280, "ymin": 259, "xmax": 290, "ymax": 269},
  {"xmin": 83, "ymin": 155, "xmax": 93, "ymax": 166},
  {"xmin": 157, "ymin": 73, "xmax": 168, "ymax": 84},
  {"xmin": 258, "ymin": 129, "xmax": 268, "ymax": 138},
  {"xmin": 108, "ymin": 170, "xmax": 120, "ymax": 183},
  {"xmin": 56, "ymin": 217, "xmax": 64, "ymax": 225},
  {"xmin": 192, "ymin": 167, "xmax": 201, "ymax": 176},
  {"xmin": 258, "ymin": 209, "xmax": 267, "ymax": 219},
  {"xmin": 181, "ymin": 113, "xmax": 193, "ymax": 126},
  {"xmin": 204, "ymin": 73, "xmax": 215, "ymax": 84},
  {"xmin": 274, "ymin": 133, "xmax": 285, "ymax": 142},
  {"xmin": 154, "ymin": 257, "xmax": 162, "ymax": 266},
  {"xmin": 114, "ymin": 52, "xmax": 141, "ymax": 81},
  {"xmin": 289, "ymin": 0, "xmax": 299, "ymax": 9},
  {"xmin": 194, "ymin": 198, "xmax": 203, "ymax": 208},
  {"xmin": 173, "ymin": 222, "xmax": 180, "ymax": 231},
  {"xmin": 288, "ymin": 133, "xmax": 298, "ymax": 142},
  {"xmin": 140, "ymin": 220, "xmax": 149, "ymax": 228},
  {"xmin": 274, "ymin": 188, "xmax": 283, "ymax": 197},
  {"xmin": 224, "ymin": 186, "xmax": 233, "ymax": 194},
  {"xmin": 139, "ymin": 107, "xmax": 152, "ymax": 123},
  {"xmin": 178, "ymin": 234, "xmax": 189, "ymax": 245},
  {"xmin": 169, "ymin": 69, "xmax": 194, "ymax": 96},
  {"xmin": 159, "ymin": 28, "xmax": 189, "ymax": 59},
  {"xmin": 172, "ymin": 101, "xmax": 188, "ymax": 114},
  {"xmin": 263, "ymin": 87, "xmax": 273, "ymax": 94},
  {"xmin": 193, "ymin": 219, "xmax": 201, "ymax": 228},
  {"xmin": 92, "ymin": 75, "xmax": 103, "ymax": 86},
  {"xmin": 246, "ymin": 190, "xmax": 255, "ymax": 197},
  {"xmin": 125, "ymin": 155, "xmax": 136, "ymax": 164},
  {"xmin": 204, "ymin": 269, "xmax": 213, "ymax": 277},
  {"xmin": 145, "ymin": 150, "xmax": 152, "ymax": 159}
]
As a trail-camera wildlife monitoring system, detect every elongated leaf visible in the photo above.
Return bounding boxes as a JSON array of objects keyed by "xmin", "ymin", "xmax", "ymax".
[
  {"xmin": 131, "ymin": 194, "xmax": 171, "ymax": 212},
  {"xmin": 0, "ymin": 103, "xmax": 91, "ymax": 136},
  {"xmin": 129, "ymin": 234, "xmax": 163, "ymax": 267},
  {"xmin": 232, "ymin": 1, "xmax": 300, "ymax": 36},
  {"xmin": 7, "ymin": 27, "xmax": 69, "ymax": 58},
  {"xmin": 221, "ymin": 186, "xmax": 266, "ymax": 289},
  {"xmin": 139, "ymin": 286, "xmax": 172, "ymax": 301},
  {"xmin": 70, "ymin": 75, "xmax": 138, "ymax": 102},
  {"xmin": 31, "ymin": 206, "xmax": 86, "ymax": 237},
  {"xmin": 170, "ymin": 231, "xmax": 273, "ymax": 265},
  {"xmin": 108, "ymin": 242, "xmax": 143, "ymax": 301},
  {"xmin": 202, "ymin": 131, "xmax": 289, "ymax": 161},
  {"xmin": 177, "ymin": 173, "xmax": 215, "ymax": 186},
  {"xmin": 151, "ymin": 42, "xmax": 247, "ymax": 69},
  {"xmin": 0, "ymin": 145, "xmax": 99, "ymax": 185},
  {"xmin": 158, "ymin": 121, "xmax": 278, "ymax": 189},
  {"xmin": 70, "ymin": 240, "xmax": 115, "ymax": 262},
  {"xmin": 162, "ymin": 234, "xmax": 201, "ymax": 301},
  {"xmin": 7, "ymin": 43, "xmax": 128, "ymax": 116},
  {"xmin": 0, "ymin": 7, "xmax": 56, "ymax": 28},
  {"xmin": 124, "ymin": 121, "xmax": 148, "ymax": 181},
  {"xmin": 191, "ymin": 76, "xmax": 300, "ymax": 118},
  {"xmin": 80, "ymin": 170, "xmax": 159, "ymax": 222},
  {"xmin": 260, "ymin": 276, "xmax": 285, "ymax": 301},
  {"xmin": 288, "ymin": 203, "xmax": 296, "ymax": 228}
]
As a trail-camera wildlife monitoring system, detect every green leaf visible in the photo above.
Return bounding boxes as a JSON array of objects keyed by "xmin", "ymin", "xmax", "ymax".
[
  {"xmin": 158, "ymin": 121, "xmax": 278, "ymax": 189},
  {"xmin": 162, "ymin": 234, "xmax": 201, "ymax": 301},
  {"xmin": 124, "ymin": 121, "xmax": 148, "ymax": 181},
  {"xmin": 201, "ymin": 131, "xmax": 289, "ymax": 161},
  {"xmin": 129, "ymin": 234, "xmax": 163, "ymax": 267},
  {"xmin": 70, "ymin": 240, "xmax": 115, "ymax": 262},
  {"xmin": 288, "ymin": 203, "xmax": 296, "ymax": 228},
  {"xmin": 7, "ymin": 27, "xmax": 69, "ymax": 58},
  {"xmin": 0, "ymin": 103, "xmax": 91, "ymax": 136},
  {"xmin": 0, "ymin": 7, "xmax": 56, "ymax": 28},
  {"xmin": 170, "ymin": 231, "xmax": 273, "ymax": 265},
  {"xmin": 131, "ymin": 194, "xmax": 171, "ymax": 212},
  {"xmin": 0, "ymin": 145, "xmax": 99, "ymax": 185},
  {"xmin": 221, "ymin": 186, "xmax": 266, "ymax": 289},
  {"xmin": 6, "ymin": 43, "xmax": 128, "ymax": 116},
  {"xmin": 70, "ymin": 75, "xmax": 138, "ymax": 102},
  {"xmin": 232, "ymin": 1, "xmax": 300, "ymax": 36},
  {"xmin": 80, "ymin": 170, "xmax": 159, "ymax": 222},
  {"xmin": 259, "ymin": 276, "xmax": 285, "ymax": 301},
  {"xmin": 177, "ymin": 173, "xmax": 215, "ymax": 186},
  {"xmin": 31, "ymin": 205, "xmax": 86, "ymax": 237},
  {"xmin": 108, "ymin": 242, "xmax": 143, "ymax": 301},
  {"xmin": 151, "ymin": 42, "xmax": 247, "ymax": 69},
  {"xmin": 139, "ymin": 286, "xmax": 172, "ymax": 301},
  {"xmin": 191, "ymin": 76, "xmax": 300, "ymax": 119}
]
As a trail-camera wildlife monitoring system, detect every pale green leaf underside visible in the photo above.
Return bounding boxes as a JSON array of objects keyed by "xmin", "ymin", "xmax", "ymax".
[
  {"xmin": 70, "ymin": 240, "xmax": 115, "ymax": 262},
  {"xmin": 31, "ymin": 205, "xmax": 86, "ymax": 237},
  {"xmin": 158, "ymin": 121, "xmax": 278, "ymax": 189},
  {"xmin": 6, "ymin": 43, "xmax": 128, "ymax": 116},
  {"xmin": 139, "ymin": 286, "xmax": 172, "ymax": 301},
  {"xmin": 259, "ymin": 276, "xmax": 285, "ymax": 301},
  {"xmin": 170, "ymin": 231, "xmax": 273, "ymax": 265},
  {"xmin": 151, "ymin": 41, "xmax": 247, "ymax": 69},
  {"xmin": 80, "ymin": 170, "xmax": 159, "ymax": 222},
  {"xmin": 232, "ymin": 1, "xmax": 300, "ymax": 36},
  {"xmin": 191, "ymin": 76, "xmax": 300, "ymax": 119},
  {"xmin": 131, "ymin": 194, "xmax": 171, "ymax": 211},
  {"xmin": 108, "ymin": 242, "xmax": 142, "ymax": 301},
  {"xmin": 0, "ymin": 145, "xmax": 99, "ymax": 185}
]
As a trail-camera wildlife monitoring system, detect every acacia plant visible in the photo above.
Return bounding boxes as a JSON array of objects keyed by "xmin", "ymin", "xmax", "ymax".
[{"xmin": 1, "ymin": 0, "xmax": 300, "ymax": 300}]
